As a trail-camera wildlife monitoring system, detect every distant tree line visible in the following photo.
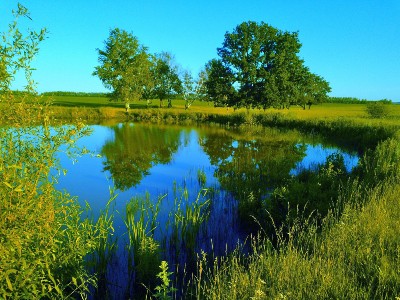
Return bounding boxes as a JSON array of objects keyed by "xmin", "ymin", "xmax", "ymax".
[
  {"xmin": 41, "ymin": 91, "xmax": 111, "ymax": 97},
  {"xmin": 327, "ymin": 97, "xmax": 392, "ymax": 104},
  {"xmin": 93, "ymin": 22, "xmax": 332, "ymax": 110}
]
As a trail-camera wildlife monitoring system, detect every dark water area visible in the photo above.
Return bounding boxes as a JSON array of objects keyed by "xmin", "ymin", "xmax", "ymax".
[{"xmin": 55, "ymin": 122, "xmax": 358, "ymax": 297}]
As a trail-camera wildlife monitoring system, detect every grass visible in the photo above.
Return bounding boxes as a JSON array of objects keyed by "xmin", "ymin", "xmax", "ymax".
[
  {"xmin": 28, "ymin": 95, "xmax": 400, "ymax": 135},
  {"xmin": 189, "ymin": 137, "xmax": 400, "ymax": 299},
  {"xmin": 44, "ymin": 94, "xmax": 400, "ymax": 119},
  {"xmin": 124, "ymin": 193, "xmax": 163, "ymax": 297}
]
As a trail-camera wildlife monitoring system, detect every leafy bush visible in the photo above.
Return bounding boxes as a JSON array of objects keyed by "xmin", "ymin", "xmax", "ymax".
[
  {"xmin": 0, "ymin": 5, "xmax": 111, "ymax": 298},
  {"xmin": 366, "ymin": 101, "xmax": 390, "ymax": 118}
]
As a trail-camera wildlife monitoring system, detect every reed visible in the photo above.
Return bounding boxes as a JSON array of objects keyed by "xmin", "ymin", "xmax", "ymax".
[
  {"xmin": 123, "ymin": 193, "xmax": 164, "ymax": 297},
  {"xmin": 88, "ymin": 189, "xmax": 118, "ymax": 298},
  {"xmin": 169, "ymin": 188, "xmax": 211, "ymax": 263},
  {"xmin": 197, "ymin": 168, "xmax": 207, "ymax": 187}
]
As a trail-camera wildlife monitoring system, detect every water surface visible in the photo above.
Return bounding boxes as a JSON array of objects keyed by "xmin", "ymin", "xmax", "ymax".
[{"xmin": 55, "ymin": 122, "xmax": 358, "ymax": 296}]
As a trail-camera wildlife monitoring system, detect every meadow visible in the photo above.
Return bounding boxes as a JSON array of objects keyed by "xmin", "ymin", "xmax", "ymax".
[
  {"xmin": 45, "ymin": 94, "xmax": 400, "ymax": 119},
  {"xmin": 2, "ymin": 94, "xmax": 400, "ymax": 299}
]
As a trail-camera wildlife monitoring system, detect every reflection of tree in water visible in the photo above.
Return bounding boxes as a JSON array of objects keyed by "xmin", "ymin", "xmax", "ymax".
[
  {"xmin": 101, "ymin": 123, "xmax": 181, "ymax": 190},
  {"xmin": 200, "ymin": 129, "xmax": 307, "ymax": 227}
]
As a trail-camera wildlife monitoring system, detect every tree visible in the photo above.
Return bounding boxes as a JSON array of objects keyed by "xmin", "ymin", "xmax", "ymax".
[
  {"xmin": 211, "ymin": 21, "xmax": 330, "ymax": 109},
  {"xmin": 182, "ymin": 69, "xmax": 208, "ymax": 109},
  {"xmin": 0, "ymin": 3, "xmax": 46, "ymax": 93},
  {"xmin": 195, "ymin": 69, "xmax": 209, "ymax": 102},
  {"xmin": 204, "ymin": 59, "xmax": 236, "ymax": 108},
  {"xmin": 93, "ymin": 28, "xmax": 152, "ymax": 110},
  {"xmin": 182, "ymin": 70, "xmax": 195, "ymax": 109},
  {"xmin": 299, "ymin": 71, "xmax": 331, "ymax": 109},
  {"xmin": 151, "ymin": 52, "xmax": 182, "ymax": 108}
]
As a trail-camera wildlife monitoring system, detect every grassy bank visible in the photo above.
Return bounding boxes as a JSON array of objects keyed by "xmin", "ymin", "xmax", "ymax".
[
  {"xmin": 191, "ymin": 183, "xmax": 400, "ymax": 299},
  {"xmin": 41, "ymin": 95, "xmax": 400, "ymax": 152},
  {"xmin": 190, "ymin": 137, "xmax": 400, "ymax": 299}
]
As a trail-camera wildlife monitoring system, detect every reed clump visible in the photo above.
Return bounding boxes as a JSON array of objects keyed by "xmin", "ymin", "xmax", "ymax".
[{"xmin": 124, "ymin": 193, "xmax": 163, "ymax": 297}]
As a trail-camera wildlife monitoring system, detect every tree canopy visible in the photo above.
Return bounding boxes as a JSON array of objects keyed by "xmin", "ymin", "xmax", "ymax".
[
  {"xmin": 205, "ymin": 21, "xmax": 331, "ymax": 109},
  {"xmin": 93, "ymin": 28, "xmax": 152, "ymax": 105},
  {"xmin": 150, "ymin": 52, "xmax": 182, "ymax": 108},
  {"xmin": 93, "ymin": 22, "xmax": 330, "ymax": 110}
]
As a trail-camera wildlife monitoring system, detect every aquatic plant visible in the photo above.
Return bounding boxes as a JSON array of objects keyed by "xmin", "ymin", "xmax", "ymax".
[
  {"xmin": 197, "ymin": 168, "xmax": 207, "ymax": 187},
  {"xmin": 88, "ymin": 190, "xmax": 118, "ymax": 298},
  {"xmin": 123, "ymin": 193, "xmax": 164, "ymax": 296},
  {"xmin": 153, "ymin": 261, "xmax": 177, "ymax": 300},
  {"xmin": 169, "ymin": 188, "xmax": 211, "ymax": 264}
]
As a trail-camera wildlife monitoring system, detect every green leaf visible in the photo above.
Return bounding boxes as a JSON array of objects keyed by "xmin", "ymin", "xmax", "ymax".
[
  {"xmin": 3, "ymin": 181, "xmax": 13, "ymax": 189},
  {"xmin": 5, "ymin": 274, "xmax": 13, "ymax": 291},
  {"xmin": 5, "ymin": 269, "xmax": 17, "ymax": 291},
  {"xmin": 13, "ymin": 184, "xmax": 23, "ymax": 192}
]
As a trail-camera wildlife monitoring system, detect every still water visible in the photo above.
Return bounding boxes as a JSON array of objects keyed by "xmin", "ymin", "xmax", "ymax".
[{"xmin": 55, "ymin": 122, "xmax": 358, "ymax": 295}]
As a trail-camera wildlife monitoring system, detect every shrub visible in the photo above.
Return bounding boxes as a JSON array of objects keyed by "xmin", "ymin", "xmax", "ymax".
[
  {"xmin": 366, "ymin": 102, "xmax": 390, "ymax": 118},
  {"xmin": 0, "ymin": 5, "xmax": 111, "ymax": 298}
]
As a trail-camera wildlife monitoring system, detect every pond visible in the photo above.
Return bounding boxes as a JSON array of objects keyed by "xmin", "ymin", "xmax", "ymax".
[{"xmin": 55, "ymin": 122, "xmax": 358, "ymax": 296}]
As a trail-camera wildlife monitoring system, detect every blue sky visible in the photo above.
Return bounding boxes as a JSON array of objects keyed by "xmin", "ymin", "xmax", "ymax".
[{"xmin": 1, "ymin": 0, "xmax": 399, "ymax": 101}]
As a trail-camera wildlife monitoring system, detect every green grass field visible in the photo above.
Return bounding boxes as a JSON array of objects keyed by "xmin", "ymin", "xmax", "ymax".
[{"xmin": 46, "ymin": 94, "xmax": 400, "ymax": 126}]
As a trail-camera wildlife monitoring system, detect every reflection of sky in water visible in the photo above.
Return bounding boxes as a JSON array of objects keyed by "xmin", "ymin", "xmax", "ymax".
[
  {"xmin": 290, "ymin": 144, "xmax": 359, "ymax": 175},
  {"xmin": 56, "ymin": 125, "xmax": 359, "ymax": 218}
]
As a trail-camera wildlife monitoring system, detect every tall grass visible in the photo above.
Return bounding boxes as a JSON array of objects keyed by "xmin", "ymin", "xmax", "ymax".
[
  {"xmin": 88, "ymin": 190, "xmax": 118, "ymax": 299},
  {"xmin": 189, "ymin": 135, "xmax": 400, "ymax": 299},
  {"xmin": 124, "ymin": 193, "xmax": 163, "ymax": 297},
  {"xmin": 170, "ymin": 188, "xmax": 211, "ymax": 264}
]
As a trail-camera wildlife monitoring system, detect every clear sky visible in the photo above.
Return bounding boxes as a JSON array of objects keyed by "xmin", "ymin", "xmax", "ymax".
[{"xmin": 1, "ymin": 0, "xmax": 399, "ymax": 101}]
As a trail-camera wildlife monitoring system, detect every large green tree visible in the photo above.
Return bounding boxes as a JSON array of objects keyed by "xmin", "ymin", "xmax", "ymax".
[
  {"xmin": 207, "ymin": 21, "xmax": 330, "ymax": 109},
  {"xmin": 93, "ymin": 28, "xmax": 152, "ymax": 110},
  {"xmin": 204, "ymin": 59, "xmax": 236, "ymax": 108},
  {"xmin": 151, "ymin": 52, "xmax": 182, "ymax": 108}
]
